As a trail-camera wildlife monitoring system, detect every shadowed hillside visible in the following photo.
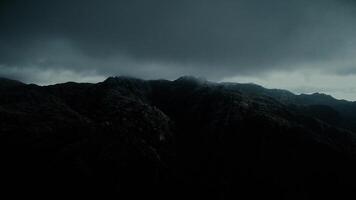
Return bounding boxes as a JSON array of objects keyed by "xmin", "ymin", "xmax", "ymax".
[{"xmin": 1, "ymin": 76, "xmax": 356, "ymax": 199}]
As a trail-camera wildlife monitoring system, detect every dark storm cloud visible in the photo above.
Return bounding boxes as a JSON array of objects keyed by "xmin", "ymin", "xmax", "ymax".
[{"xmin": 1, "ymin": 0, "xmax": 356, "ymax": 85}]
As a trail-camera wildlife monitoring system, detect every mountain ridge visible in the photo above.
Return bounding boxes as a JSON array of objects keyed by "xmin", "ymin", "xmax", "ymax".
[
  {"xmin": 1, "ymin": 76, "xmax": 356, "ymax": 199},
  {"xmin": 2, "ymin": 75, "xmax": 353, "ymax": 102}
]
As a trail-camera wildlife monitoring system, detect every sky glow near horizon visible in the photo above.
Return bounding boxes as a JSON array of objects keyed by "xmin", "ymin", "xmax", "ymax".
[{"xmin": 1, "ymin": 0, "xmax": 356, "ymax": 100}]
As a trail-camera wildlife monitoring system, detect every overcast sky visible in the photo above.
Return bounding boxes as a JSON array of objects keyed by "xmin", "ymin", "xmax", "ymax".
[{"xmin": 1, "ymin": 0, "xmax": 356, "ymax": 100}]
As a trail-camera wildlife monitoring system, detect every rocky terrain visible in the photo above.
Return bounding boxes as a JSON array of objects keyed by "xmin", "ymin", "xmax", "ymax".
[{"xmin": 1, "ymin": 76, "xmax": 356, "ymax": 199}]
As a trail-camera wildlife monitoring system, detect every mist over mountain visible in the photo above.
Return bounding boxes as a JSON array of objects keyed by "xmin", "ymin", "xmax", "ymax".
[
  {"xmin": 1, "ymin": 76, "xmax": 356, "ymax": 199},
  {"xmin": 2, "ymin": 1, "xmax": 356, "ymax": 198},
  {"xmin": 2, "ymin": 0, "xmax": 356, "ymax": 99}
]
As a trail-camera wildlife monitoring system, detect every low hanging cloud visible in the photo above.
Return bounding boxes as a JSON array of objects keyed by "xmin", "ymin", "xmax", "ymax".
[
  {"xmin": 1, "ymin": 0, "xmax": 356, "ymax": 99},
  {"xmin": 222, "ymin": 69, "xmax": 356, "ymax": 101}
]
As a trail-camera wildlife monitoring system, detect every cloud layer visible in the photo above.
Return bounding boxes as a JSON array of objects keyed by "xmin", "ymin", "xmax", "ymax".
[{"xmin": 1, "ymin": 0, "xmax": 356, "ymax": 99}]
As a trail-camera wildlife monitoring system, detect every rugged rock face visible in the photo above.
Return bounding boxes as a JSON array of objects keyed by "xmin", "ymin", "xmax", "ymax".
[{"xmin": 1, "ymin": 76, "xmax": 356, "ymax": 199}]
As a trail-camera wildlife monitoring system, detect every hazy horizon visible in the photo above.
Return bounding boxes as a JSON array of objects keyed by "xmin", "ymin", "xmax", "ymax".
[
  {"xmin": 2, "ymin": 74, "xmax": 354, "ymax": 102},
  {"xmin": 1, "ymin": 0, "xmax": 356, "ymax": 100}
]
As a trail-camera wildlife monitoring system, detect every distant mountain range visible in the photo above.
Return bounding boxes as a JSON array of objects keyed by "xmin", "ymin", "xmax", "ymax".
[
  {"xmin": 1, "ymin": 76, "xmax": 356, "ymax": 199},
  {"xmin": 221, "ymin": 80, "xmax": 356, "ymax": 132}
]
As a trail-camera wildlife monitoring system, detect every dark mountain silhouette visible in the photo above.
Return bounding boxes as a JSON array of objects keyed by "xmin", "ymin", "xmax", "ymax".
[
  {"xmin": 222, "ymin": 82, "xmax": 356, "ymax": 132},
  {"xmin": 1, "ymin": 76, "xmax": 356, "ymax": 199}
]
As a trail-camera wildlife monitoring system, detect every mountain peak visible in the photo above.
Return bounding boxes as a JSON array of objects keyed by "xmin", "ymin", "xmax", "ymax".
[
  {"xmin": 0, "ymin": 77, "xmax": 25, "ymax": 87},
  {"xmin": 174, "ymin": 76, "xmax": 207, "ymax": 84},
  {"xmin": 102, "ymin": 76, "xmax": 146, "ymax": 86}
]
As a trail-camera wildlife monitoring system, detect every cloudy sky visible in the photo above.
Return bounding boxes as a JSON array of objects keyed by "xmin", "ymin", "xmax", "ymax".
[{"xmin": 1, "ymin": 0, "xmax": 356, "ymax": 100}]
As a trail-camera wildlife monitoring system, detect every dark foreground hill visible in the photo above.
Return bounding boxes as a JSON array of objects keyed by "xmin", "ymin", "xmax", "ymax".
[{"xmin": 1, "ymin": 76, "xmax": 356, "ymax": 199}]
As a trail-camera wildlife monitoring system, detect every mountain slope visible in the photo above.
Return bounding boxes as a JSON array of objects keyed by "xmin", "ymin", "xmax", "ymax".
[
  {"xmin": 0, "ymin": 76, "xmax": 356, "ymax": 199},
  {"xmin": 221, "ymin": 82, "xmax": 356, "ymax": 132}
]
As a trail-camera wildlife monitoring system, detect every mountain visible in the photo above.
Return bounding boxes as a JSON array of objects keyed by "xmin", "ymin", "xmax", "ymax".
[
  {"xmin": 1, "ymin": 76, "xmax": 356, "ymax": 199},
  {"xmin": 221, "ymin": 82, "xmax": 356, "ymax": 131}
]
